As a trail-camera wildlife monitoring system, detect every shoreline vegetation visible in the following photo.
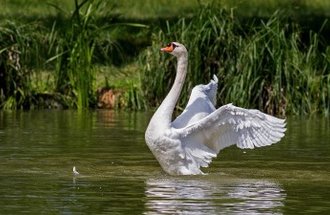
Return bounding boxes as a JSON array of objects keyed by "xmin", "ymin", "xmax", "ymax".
[{"xmin": 0, "ymin": 0, "xmax": 329, "ymax": 115}]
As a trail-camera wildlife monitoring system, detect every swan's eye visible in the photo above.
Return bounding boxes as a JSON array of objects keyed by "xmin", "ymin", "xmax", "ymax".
[{"xmin": 166, "ymin": 43, "xmax": 172, "ymax": 47}]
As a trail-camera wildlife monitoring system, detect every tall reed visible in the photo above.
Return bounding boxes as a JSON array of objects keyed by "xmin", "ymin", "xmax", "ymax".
[
  {"xmin": 49, "ymin": 0, "xmax": 101, "ymax": 110},
  {"xmin": 140, "ymin": 6, "xmax": 330, "ymax": 115},
  {"xmin": 49, "ymin": 0, "xmax": 146, "ymax": 110}
]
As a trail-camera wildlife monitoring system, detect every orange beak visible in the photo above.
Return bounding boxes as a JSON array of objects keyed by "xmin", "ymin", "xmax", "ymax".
[{"xmin": 160, "ymin": 44, "xmax": 174, "ymax": 53}]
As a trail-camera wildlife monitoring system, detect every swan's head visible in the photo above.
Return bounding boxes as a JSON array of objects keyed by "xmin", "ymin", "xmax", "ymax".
[{"xmin": 161, "ymin": 42, "xmax": 187, "ymax": 58}]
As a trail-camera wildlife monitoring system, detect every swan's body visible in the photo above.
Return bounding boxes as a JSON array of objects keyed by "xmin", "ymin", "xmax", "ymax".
[{"xmin": 145, "ymin": 42, "xmax": 286, "ymax": 175}]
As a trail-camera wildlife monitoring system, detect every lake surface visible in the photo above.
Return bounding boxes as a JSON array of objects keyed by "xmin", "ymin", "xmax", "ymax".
[{"xmin": 0, "ymin": 110, "xmax": 329, "ymax": 214}]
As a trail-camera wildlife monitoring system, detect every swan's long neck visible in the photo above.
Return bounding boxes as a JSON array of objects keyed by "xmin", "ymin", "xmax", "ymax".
[{"xmin": 150, "ymin": 54, "xmax": 188, "ymax": 129}]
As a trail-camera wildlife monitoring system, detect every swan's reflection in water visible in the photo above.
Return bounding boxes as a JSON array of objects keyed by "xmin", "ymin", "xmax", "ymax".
[{"xmin": 144, "ymin": 176, "xmax": 286, "ymax": 215}]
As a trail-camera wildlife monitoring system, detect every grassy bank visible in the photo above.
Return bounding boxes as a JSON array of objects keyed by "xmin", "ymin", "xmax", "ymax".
[
  {"xmin": 140, "ymin": 7, "xmax": 330, "ymax": 116},
  {"xmin": 0, "ymin": 0, "xmax": 329, "ymax": 115}
]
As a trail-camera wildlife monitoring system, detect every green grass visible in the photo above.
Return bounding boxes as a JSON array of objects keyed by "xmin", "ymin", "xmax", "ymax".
[
  {"xmin": 0, "ymin": 0, "xmax": 329, "ymax": 114},
  {"xmin": 140, "ymin": 6, "xmax": 330, "ymax": 116},
  {"xmin": 1, "ymin": 0, "xmax": 330, "ymax": 20},
  {"xmin": 0, "ymin": 21, "xmax": 37, "ymax": 109},
  {"xmin": 52, "ymin": 0, "xmax": 99, "ymax": 110}
]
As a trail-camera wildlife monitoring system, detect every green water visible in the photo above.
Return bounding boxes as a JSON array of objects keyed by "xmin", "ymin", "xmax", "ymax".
[{"xmin": 0, "ymin": 110, "xmax": 329, "ymax": 214}]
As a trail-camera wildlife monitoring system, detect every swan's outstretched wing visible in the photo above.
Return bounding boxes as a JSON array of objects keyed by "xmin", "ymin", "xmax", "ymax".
[
  {"xmin": 176, "ymin": 103, "xmax": 286, "ymax": 156},
  {"xmin": 172, "ymin": 75, "xmax": 218, "ymax": 128}
]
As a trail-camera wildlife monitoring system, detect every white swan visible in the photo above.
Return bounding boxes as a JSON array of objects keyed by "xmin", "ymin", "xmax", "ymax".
[{"xmin": 145, "ymin": 42, "xmax": 286, "ymax": 175}]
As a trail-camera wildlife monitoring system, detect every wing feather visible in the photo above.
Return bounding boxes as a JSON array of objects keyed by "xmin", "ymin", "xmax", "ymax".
[
  {"xmin": 172, "ymin": 75, "xmax": 218, "ymax": 128},
  {"xmin": 176, "ymin": 103, "xmax": 286, "ymax": 155}
]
